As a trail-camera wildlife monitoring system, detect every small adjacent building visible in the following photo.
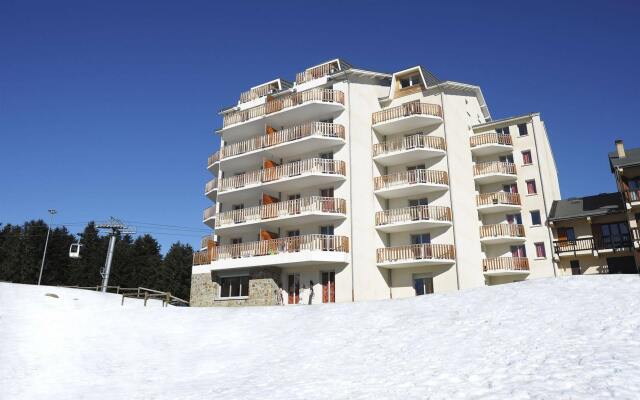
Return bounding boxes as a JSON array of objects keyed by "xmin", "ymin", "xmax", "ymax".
[{"xmin": 549, "ymin": 140, "xmax": 640, "ymax": 275}]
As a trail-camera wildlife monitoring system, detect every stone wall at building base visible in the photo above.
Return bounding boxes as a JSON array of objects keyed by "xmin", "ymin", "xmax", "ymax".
[
  {"xmin": 190, "ymin": 272, "xmax": 217, "ymax": 307},
  {"xmin": 191, "ymin": 267, "xmax": 282, "ymax": 307}
]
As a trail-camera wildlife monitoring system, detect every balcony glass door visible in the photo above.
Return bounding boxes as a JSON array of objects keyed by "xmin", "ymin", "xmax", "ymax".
[
  {"xmin": 321, "ymin": 271, "xmax": 335, "ymax": 303},
  {"xmin": 599, "ymin": 222, "xmax": 630, "ymax": 249},
  {"xmin": 411, "ymin": 234, "xmax": 431, "ymax": 259},
  {"xmin": 413, "ymin": 276, "xmax": 434, "ymax": 296},
  {"xmin": 409, "ymin": 198, "xmax": 428, "ymax": 220},
  {"xmin": 288, "ymin": 274, "xmax": 300, "ymax": 304}
]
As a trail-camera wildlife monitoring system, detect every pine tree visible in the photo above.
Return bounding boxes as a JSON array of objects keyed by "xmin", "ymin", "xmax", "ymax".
[{"xmin": 160, "ymin": 242, "xmax": 193, "ymax": 300}]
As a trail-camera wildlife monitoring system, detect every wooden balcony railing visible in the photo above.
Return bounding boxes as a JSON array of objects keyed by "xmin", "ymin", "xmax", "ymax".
[
  {"xmin": 239, "ymin": 82, "xmax": 279, "ymax": 104},
  {"xmin": 216, "ymin": 197, "xmax": 346, "ymax": 228},
  {"xmin": 207, "ymin": 151, "xmax": 220, "ymax": 167},
  {"xmin": 476, "ymin": 192, "xmax": 521, "ymax": 207},
  {"xmin": 473, "ymin": 162, "xmax": 517, "ymax": 177},
  {"xmin": 483, "ymin": 257, "xmax": 529, "ymax": 272},
  {"xmin": 295, "ymin": 61, "xmax": 342, "ymax": 84},
  {"xmin": 204, "ymin": 178, "xmax": 218, "ymax": 194},
  {"xmin": 376, "ymin": 244, "xmax": 455, "ymax": 263},
  {"xmin": 221, "ymin": 122, "xmax": 345, "ymax": 159},
  {"xmin": 218, "ymin": 158, "xmax": 346, "ymax": 192},
  {"xmin": 374, "ymin": 169, "xmax": 448, "ymax": 191},
  {"xmin": 372, "ymin": 134, "xmax": 446, "ymax": 157},
  {"xmin": 623, "ymin": 189, "xmax": 640, "ymax": 203},
  {"xmin": 375, "ymin": 206, "xmax": 451, "ymax": 226},
  {"xmin": 203, "ymin": 206, "xmax": 216, "ymax": 221},
  {"xmin": 554, "ymin": 236, "xmax": 635, "ymax": 254},
  {"xmin": 372, "ymin": 101, "xmax": 442, "ymax": 125},
  {"xmin": 211, "ymin": 234, "xmax": 349, "ymax": 261},
  {"xmin": 222, "ymin": 88, "xmax": 345, "ymax": 128},
  {"xmin": 470, "ymin": 133, "xmax": 513, "ymax": 148},
  {"xmin": 479, "ymin": 224, "xmax": 525, "ymax": 238},
  {"xmin": 193, "ymin": 249, "xmax": 210, "ymax": 266}
]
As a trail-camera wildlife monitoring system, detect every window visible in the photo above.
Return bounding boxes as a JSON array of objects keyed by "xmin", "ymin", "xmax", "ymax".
[
  {"xmin": 320, "ymin": 188, "xmax": 334, "ymax": 198},
  {"xmin": 319, "ymin": 152, "xmax": 333, "ymax": 160},
  {"xmin": 399, "ymin": 74, "xmax": 421, "ymax": 88},
  {"xmin": 511, "ymin": 245, "xmax": 527, "ymax": 258},
  {"xmin": 408, "ymin": 198, "xmax": 428, "ymax": 207},
  {"xmin": 518, "ymin": 123, "xmax": 528, "ymax": 136},
  {"xmin": 320, "ymin": 225, "xmax": 334, "ymax": 235},
  {"xmin": 219, "ymin": 276, "xmax": 249, "ymax": 298},
  {"xmin": 496, "ymin": 127, "xmax": 509, "ymax": 135},
  {"xmin": 499, "ymin": 154, "xmax": 514, "ymax": 163},
  {"xmin": 535, "ymin": 242, "xmax": 546, "ymax": 258},
  {"xmin": 598, "ymin": 222, "xmax": 630, "ymax": 248},
  {"xmin": 530, "ymin": 210, "xmax": 542, "ymax": 226},
  {"xmin": 558, "ymin": 227, "xmax": 576, "ymax": 242},
  {"xmin": 413, "ymin": 277, "xmax": 434, "ymax": 296},
  {"xmin": 522, "ymin": 150, "xmax": 533, "ymax": 165},
  {"xmin": 570, "ymin": 260, "xmax": 581, "ymax": 275},
  {"xmin": 503, "ymin": 183, "xmax": 518, "ymax": 193},
  {"xmin": 507, "ymin": 213, "xmax": 522, "ymax": 224},
  {"xmin": 411, "ymin": 234, "xmax": 431, "ymax": 245},
  {"xmin": 526, "ymin": 179, "xmax": 537, "ymax": 194}
]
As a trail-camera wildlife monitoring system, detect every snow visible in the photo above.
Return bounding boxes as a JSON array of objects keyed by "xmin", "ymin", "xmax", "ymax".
[{"xmin": 2, "ymin": 276, "xmax": 640, "ymax": 399}]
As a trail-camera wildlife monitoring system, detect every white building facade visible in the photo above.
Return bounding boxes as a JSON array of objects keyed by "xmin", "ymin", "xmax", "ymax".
[{"xmin": 191, "ymin": 59, "xmax": 561, "ymax": 306}]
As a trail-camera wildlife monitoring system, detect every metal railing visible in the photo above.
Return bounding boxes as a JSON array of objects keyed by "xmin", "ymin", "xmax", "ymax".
[
  {"xmin": 479, "ymin": 224, "xmax": 525, "ymax": 238},
  {"xmin": 218, "ymin": 158, "xmax": 346, "ymax": 192},
  {"xmin": 476, "ymin": 192, "xmax": 521, "ymax": 207},
  {"xmin": 483, "ymin": 257, "xmax": 529, "ymax": 272},
  {"xmin": 372, "ymin": 101, "xmax": 442, "ymax": 125},
  {"xmin": 470, "ymin": 133, "xmax": 512, "ymax": 148},
  {"xmin": 221, "ymin": 122, "xmax": 345, "ymax": 159},
  {"xmin": 375, "ymin": 205, "xmax": 451, "ymax": 226},
  {"xmin": 223, "ymin": 88, "xmax": 345, "ymax": 128},
  {"xmin": 216, "ymin": 197, "xmax": 346, "ymax": 228},
  {"xmin": 376, "ymin": 244, "xmax": 455, "ymax": 263},
  {"xmin": 374, "ymin": 169, "xmax": 448, "ymax": 190},
  {"xmin": 204, "ymin": 234, "xmax": 349, "ymax": 262},
  {"xmin": 372, "ymin": 134, "xmax": 446, "ymax": 157},
  {"xmin": 473, "ymin": 162, "xmax": 517, "ymax": 177}
]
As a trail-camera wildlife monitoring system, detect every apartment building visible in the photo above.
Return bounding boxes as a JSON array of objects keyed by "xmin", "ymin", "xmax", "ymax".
[
  {"xmin": 191, "ymin": 59, "xmax": 561, "ymax": 307},
  {"xmin": 549, "ymin": 140, "xmax": 640, "ymax": 275}
]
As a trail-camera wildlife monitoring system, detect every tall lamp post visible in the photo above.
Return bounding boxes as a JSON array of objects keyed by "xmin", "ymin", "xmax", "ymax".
[{"xmin": 37, "ymin": 209, "xmax": 57, "ymax": 285}]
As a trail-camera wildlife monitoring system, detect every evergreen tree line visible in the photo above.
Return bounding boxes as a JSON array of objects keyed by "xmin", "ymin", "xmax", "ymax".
[{"xmin": 0, "ymin": 220, "xmax": 193, "ymax": 301}]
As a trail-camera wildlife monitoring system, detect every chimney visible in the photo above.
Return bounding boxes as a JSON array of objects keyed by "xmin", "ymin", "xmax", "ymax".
[{"xmin": 615, "ymin": 139, "xmax": 625, "ymax": 158}]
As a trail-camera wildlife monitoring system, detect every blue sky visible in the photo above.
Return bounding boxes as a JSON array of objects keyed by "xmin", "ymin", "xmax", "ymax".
[{"xmin": 1, "ymin": 0, "xmax": 639, "ymax": 252}]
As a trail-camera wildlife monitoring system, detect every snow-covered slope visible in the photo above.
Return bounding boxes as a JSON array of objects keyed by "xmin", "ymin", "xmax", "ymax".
[{"xmin": 1, "ymin": 276, "xmax": 639, "ymax": 399}]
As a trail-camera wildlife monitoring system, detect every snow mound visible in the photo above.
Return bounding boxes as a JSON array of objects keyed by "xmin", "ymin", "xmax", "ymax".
[{"xmin": 2, "ymin": 276, "xmax": 640, "ymax": 399}]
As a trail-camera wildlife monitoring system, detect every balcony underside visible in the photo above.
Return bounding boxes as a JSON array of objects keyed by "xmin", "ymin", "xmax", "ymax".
[
  {"xmin": 205, "ymin": 189, "xmax": 217, "ymax": 201},
  {"xmin": 220, "ymin": 136, "xmax": 345, "ymax": 171},
  {"xmin": 215, "ymin": 212, "xmax": 347, "ymax": 235},
  {"xmin": 374, "ymin": 183, "xmax": 448, "ymax": 199},
  {"xmin": 203, "ymin": 216, "xmax": 216, "ymax": 229},
  {"xmin": 470, "ymin": 144, "xmax": 513, "ymax": 157},
  {"xmin": 372, "ymin": 115, "xmax": 442, "ymax": 135},
  {"xmin": 217, "ymin": 174, "xmax": 346, "ymax": 203},
  {"xmin": 373, "ymin": 148, "xmax": 446, "ymax": 166},
  {"xmin": 219, "ymin": 102, "xmax": 345, "ymax": 140},
  {"xmin": 476, "ymin": 203, "xmax": 522, "ymax": 215},
  {"xmin": 207, "ymin": 161, "xmax": 220, "ymax": 175},
  {"xmin": 209, "ymin": 250, "xmax": 349, "ymax": 271},
  {"xmin": 377, "ymin": 258, "xmax": 454, "ymax": 269},
  {"xmin": 474, "ymin": 173, "xmax": 517, "ymax": 185},
  {"xmin": 375, "ymin": 220, "xmax": 452, "ymax": 233},
  {"xmin": 480, "ymin": 236, "xmax": 526, "ymax": 245},
  {"xmin": 483, "ymin": 269, "xmax": 530, "ymax": 277}
]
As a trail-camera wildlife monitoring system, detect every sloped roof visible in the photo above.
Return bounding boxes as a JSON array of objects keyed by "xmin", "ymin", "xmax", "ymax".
[
  {"xmin": 609, "ymin": 146, "xmax": 640, "ymax": 169},
  {"xmin": 548, "ymin": 192, "xmax": 625, "ymax": 222}
]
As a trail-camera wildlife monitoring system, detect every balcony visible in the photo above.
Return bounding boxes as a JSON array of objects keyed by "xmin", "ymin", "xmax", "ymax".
[
  {"xmin": 473, "ymin": 162, "xmax": 517, "ymax": 184},
  {"xmin": 200, "ymin": 234, "xmax": 215, "ymax": 250},
  {"xmin": 204, "ymin": 235, "xmax": 350, "ymax": 270},
  {"xmin": 376, "ymin": 244, "xmax": 455, "ymax": 268},
  {"xmin": 470, "ymin": 133, "xmax": 513, "ymax": 156},
  {"xmin": 375, "ymin": 206, "xmax": 452, "ymax": 233},
  {"xmin": 374, "ymin": 169, "xmax": 448, "ymax": 199},
  {"xmin": 220, "ymin": 88, "xmax": 345, "ymax": 140},
  {"xmin": 623, "ymin": 189, "xmax": 640, "ymax": 206},
  {"xmin": 207, "ymin": 151, "xmax": 220, "ymax": 174},
  {"xmin": 479, "ymin": 224, "xmax": 526, "ymax": 244},
  {"xmin": 204, "ymin": 178, "xmax": 218, "ymax": 201},
  {"xmin": 372, "ymin": 134, "xmax": 446, "ymax": 166},
  {"xmin": 238, "ymin": 80, "xmax": 283, "ymax": 104},
  {"xmin": 476, "ymin": 192, "xmax": 522, "ymax": 214},
  {"xmin": 372, "ymin": 102, "xmax": 443, "ymax": 134},
  {"xmin": 553, "ymin": 236, "xmax": 635, "ymax": 257},
  {"xmin": 203, "ymin": 206, "xmax": 216, "ymax": 228},
  {"xmin": 215, "ymin": 197, "xmax": 347, "ymax": 234},
  {"xmin": 482, "ymin": 257, "xmax": 530, "ymax": 276},
  {"xmin": 217, "ymin": 158, "xmax": 346, "ymax": 203},
  {"xmin": 295, "ymin": 59, "xmax": 349, "ymax": 85},
  {"xmin": 219, "ymin": 122, "xmax": 345, "ymax": 171}
]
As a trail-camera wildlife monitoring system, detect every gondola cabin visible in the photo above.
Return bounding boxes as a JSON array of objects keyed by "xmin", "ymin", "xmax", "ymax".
[{"xmin": 69, "ymin": 243, "xmax": 82, "ymax": 259}]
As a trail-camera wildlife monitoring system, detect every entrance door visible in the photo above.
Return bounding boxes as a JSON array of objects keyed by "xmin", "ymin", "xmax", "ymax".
[
  {"xmin": 413, "ymin": 277, "xmax": 434, "ymax": 296},
  {"xmin": 606, "ymin": 256, "xmax": 637, "ymax": 274},
  {"xmin": 321, "ymin": 271, "xmax": 335, "ymax": 303},
  {"xmin": 288, "ymin": 274, "xmax": 300, "ymax": 304},
  {"xmin": 570, "ymin": 260, "xmax": 581, "ymax": 275}
]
